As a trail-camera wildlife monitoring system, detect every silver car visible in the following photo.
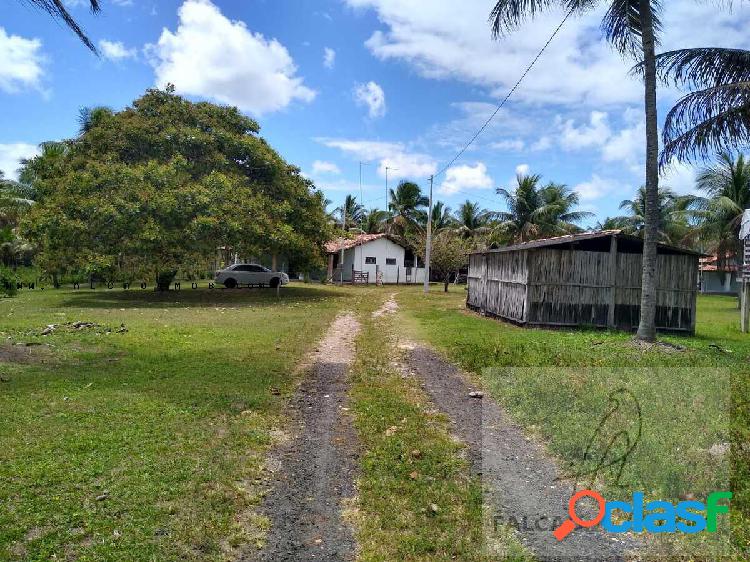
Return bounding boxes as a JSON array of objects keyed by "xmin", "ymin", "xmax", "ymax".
[{"xmin": 214, "ymin": 264, "xmax": 290, "ymax": 289}]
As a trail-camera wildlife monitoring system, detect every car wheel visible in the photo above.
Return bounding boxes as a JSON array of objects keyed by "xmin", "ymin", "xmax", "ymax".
[
  {"xmin": 224, "ymin": 278, "xmax": 237, "ymax": 289},
  {"xmin": 269, "ymin": 277, "xmax": 280, "ymax": 288}
]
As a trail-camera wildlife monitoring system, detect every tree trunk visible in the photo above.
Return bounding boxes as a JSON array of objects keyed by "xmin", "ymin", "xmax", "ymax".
[
  {"xmin": 444, "ymin": 274, "xmax": 450, "ymax": 293},
  {"xmin": 636, "ymin": 0, "xmax": 660, "ymax": 342},
  {"xmin": 156, "ymin": 270, "xmax": 176, "ymax": 291}
]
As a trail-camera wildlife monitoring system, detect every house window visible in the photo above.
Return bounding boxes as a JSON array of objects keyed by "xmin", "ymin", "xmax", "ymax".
[
  {"xmin": 386, "ymin": 258, "xmax": 397, "ymax": 266},
  {"xmin": 365, "ymin": 257, "xmax": 376, "ymax": 264}
]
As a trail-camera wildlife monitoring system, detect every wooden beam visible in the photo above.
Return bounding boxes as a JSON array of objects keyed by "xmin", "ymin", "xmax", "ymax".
[{"xmin": 608, "ymin": 234, "xmax": 618, "ymax": 329}]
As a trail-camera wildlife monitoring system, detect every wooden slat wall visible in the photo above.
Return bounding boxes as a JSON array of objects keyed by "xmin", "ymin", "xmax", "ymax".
[
  {"xmin": 467, "ymin": 245, "xmax": 699, "ymax": 332},
  {"xmin": 613, "ymin": 252, "xmax": 697, "ymax": 332},
  {"xmin": 466, "ymin": 251, "xmax": 528, "ymax": 322},
  {"xmin": 527, "ymin": 249, "xmax": 611, "ymax": 327}
]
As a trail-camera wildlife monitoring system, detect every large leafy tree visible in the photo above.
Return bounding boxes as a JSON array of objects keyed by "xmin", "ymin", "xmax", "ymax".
[
  {"xmin": 653, "ymin": 48, "xmax": 750, "ymax": 163},
  {"xmin": 494, "ymin": 174, "xmax": 591, "ymax": 243},
  {"xmin": 21, "ymin": 87, "xmax": 331, "ymax": 287},
  {"xmin": 415, "ymin": 231, "xmax": 470, "ymax": 293},
  {"xmin": 490, "ymin": 0, "xmax": 663, "ymax": 340}
]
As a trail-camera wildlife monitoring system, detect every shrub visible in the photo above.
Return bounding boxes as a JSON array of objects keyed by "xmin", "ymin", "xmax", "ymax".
[{"xmin": 0, "ymin": 267, "xmax": 18, "ymax": 297}]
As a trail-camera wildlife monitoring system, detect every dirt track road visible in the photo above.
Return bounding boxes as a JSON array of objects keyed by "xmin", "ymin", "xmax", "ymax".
[{"xmin": 242, "ymin": 313, "xmax": 360, "ymax": 562}]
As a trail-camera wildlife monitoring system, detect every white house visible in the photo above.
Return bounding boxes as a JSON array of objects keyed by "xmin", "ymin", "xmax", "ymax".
[
  {"xmin": 325, "ymin": 233, "xmax": 426, "ymax": 284},
  {"xmin": 699, "ymin": 254, "xmax": 740, "ymax": 294}
]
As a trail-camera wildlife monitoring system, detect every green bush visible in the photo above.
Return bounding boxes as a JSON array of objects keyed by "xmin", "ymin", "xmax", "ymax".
[{"xmin": 0, "ymin": 266, "xmax": 18, "ymax": 297}]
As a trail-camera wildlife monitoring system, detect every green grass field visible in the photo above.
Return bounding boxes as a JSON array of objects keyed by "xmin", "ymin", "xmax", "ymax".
[
  {"xmin": 347, "ymin": 295, "xmax": 506, "ymax": 561},
  {"xmin": 0, "ymin": 284, "xmax": 347, "ymax": 561},
  {"xmin": 397, "ymin": 287, "xmax": 749, "ymax": 558},
  {"xmin": 2, "ymin": 283, "xmax": 748, "ymax": 560}
]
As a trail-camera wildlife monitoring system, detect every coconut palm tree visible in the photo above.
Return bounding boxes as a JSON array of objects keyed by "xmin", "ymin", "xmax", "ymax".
[
  {"xmin": 335, "ymin": 195, "xmax": 365, "ymax": 231},
  {"xmin": 490, "ymin": 0, "xmax": 662, "ymax": 340},
  {"xmin": 495, "ymin": 174, "xmax": 548, "ymax": 243},
  {"xmin": 596, "ymin": 216, "xmax": 632, "ymax": 231},
  {"xmin": 361, "ymin": 208, "xmax": 390, "ymax": 234},
  {"xmin": 691, "ymin": 152, "xmax": 750, "ymax": 267},
  {"xmin": 0, "ymin": 172, "xmax": 35, "ymax": 268},
  {"xmin": 21, "ymin": 1, "xmax": 100, "ymax": 53},
  {"xmin": 652, "ymin": 48, "xmax": 750, "ymax": 164},
  {"xmin": 453, "ymin": 200, "xmax": 492, "ymax": 239},
  {"xmin": 388, "ymin": 181, "xmax": 428, "ymax": 234},
  {"xmin": 422, "ymin": 201, "xmax": 454, "ymax": 232},
  {"xmin": 17, "ymin": 141, "xmax": 71, "ymax": 204},
  {"xmin": 617, "ymin": 186, "xmax": 695, "ymax": 245},
  {"xmin": 540, "ymin": 182, "xmax": 594, "ymax": 233},
  {"xmin": 495, "ymin": 174, "xmax": 591, "ymax": 243}
]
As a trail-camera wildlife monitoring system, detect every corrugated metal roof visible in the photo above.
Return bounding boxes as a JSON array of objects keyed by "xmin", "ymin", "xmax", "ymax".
[{"xmin": 471, "ymin": 230, "xmax": 704, "ymax": 256}]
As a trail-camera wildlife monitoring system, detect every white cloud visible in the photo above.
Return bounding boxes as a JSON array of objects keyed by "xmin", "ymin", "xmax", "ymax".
[
  {"xmin": 426, "ymin": 101, "xmax": 536, "ymax": 151},
  {"xmin": 661, "ymin": 158, "xmax": 698, "ymax": 195},
  {"xmin": 344, "ymin": 0, "xmax": 750, "ymax": 107},
  {"xmin": 0, "ymin": 143, "xmax": 39, "ymax": 180},
  {"xmin": 531, "ymin": 136, "xmax": 552, "ymax": 151},
  {"xmin": 317, "ymin": 138, "xmax": 436, "ymax": 179},
  {"xmin": 553, "ymin": 108, "xmax": 646, "ymax": 173},
  {"xmin": 147, "ymin": 0, "xmax": 315, "ymax": 115},
  {"xmin": 99, "ymin": 39, "xmax": 137, "ymax": 61},
  {"xmin": 573, "ymin": 174, "xmax": 626, "ymax": 202},
  {"xmin": 490, "ymin": 139, "xmax": 525, "ymax": 151},
  {"xmin": 560, "ymin": 111, "xmax": 611, "ymax": 150},
  {"xmin": 323, "ymin": 47, "xmax": 336, "ymax": 69},
  {"xmin": 515, "ymin": 163, "xmax": 530, "ymax": 176},
  {"xmin": 0, "ymin": 27, "xmax": 44, "ymax": 93},
  {"xmin": 312, "ymin": 160, "xmax": 341, "ymax": 175},
  {"xmin": 439, "ymin": 163, "xmax": 492, "ymax": 195},
  {"xmin": 354, "ymin": 81, "xmax": 386, "ymax": 118},
  {"xmin": 601, "ymin": 116, "xmax": 645, "ymax": 172}
]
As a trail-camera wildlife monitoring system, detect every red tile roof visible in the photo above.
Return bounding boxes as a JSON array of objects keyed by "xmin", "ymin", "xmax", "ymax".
[
  {"xmin": 699, "ymin": 254, "xmax": 738, "ymax": 272},
  {"xmin": 324, "ymin": 233, "xmax": 395, "ymax": 254}
]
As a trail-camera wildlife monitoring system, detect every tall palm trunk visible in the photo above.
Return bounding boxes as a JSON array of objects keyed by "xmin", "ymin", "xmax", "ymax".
[{"xmin": 636, "ymin": 0, "xmax": 660, "ymax": 341}]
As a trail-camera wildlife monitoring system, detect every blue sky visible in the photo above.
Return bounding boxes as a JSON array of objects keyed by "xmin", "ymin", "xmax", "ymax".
[{"xmin": 2, "ymin": 0, "xmax": 750, "ymax": 225}]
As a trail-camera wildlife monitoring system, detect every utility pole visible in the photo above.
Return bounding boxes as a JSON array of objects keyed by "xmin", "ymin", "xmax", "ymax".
[
  {"xmin": 340, "ymin": 204, "xmax": 345, "ymax": 285},
  {"xmin": 385, "ymin": 166, "xmax": 397, "ymax": 284},
  {"xmin": 359, "ymin": 161, "xmax": 370, "ymax": 273},
  {"xmin": 424, "ymin": 174, "xmax": 434, "ymax": 293}
]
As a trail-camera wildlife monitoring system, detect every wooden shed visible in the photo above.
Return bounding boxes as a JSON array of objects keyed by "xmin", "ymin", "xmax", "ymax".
[{"xmin": 467, "ymin": 230, "xmax": 701, "ymax": 333}]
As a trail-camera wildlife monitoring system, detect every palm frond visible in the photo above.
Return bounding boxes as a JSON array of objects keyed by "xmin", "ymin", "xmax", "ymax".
[
  {"xmin": 25, "ymin": 0, "xmax": 101, "ymax": 53},
  {"xmin": 489, "ymin": 0, "xmax": 558, "ymax": 38},
  {"xmin": 661, "ymin": 100, "xmax": 750, "ymax": 164},
  {"xmin": 651, "ymin": 47, "xmax": 750, "ymax": 90},
  {"xmin": 602, "ymin": 0, "xmax": 662, "ymax": 57}
]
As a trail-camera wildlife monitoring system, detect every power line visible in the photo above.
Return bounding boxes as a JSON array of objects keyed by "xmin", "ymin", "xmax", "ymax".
[
  {"xmin": 433, "ymin": 7, "xmax": 576, "ymax": 180},
  {"xmin": 349, "ymin": 9, "xmax": 574, "ymax": 213}
]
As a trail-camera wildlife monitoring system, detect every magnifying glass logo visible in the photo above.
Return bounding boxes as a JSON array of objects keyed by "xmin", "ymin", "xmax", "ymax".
[{"xmin": 553, "ymin": 489, "xmax": 606, "ymax": 541}]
